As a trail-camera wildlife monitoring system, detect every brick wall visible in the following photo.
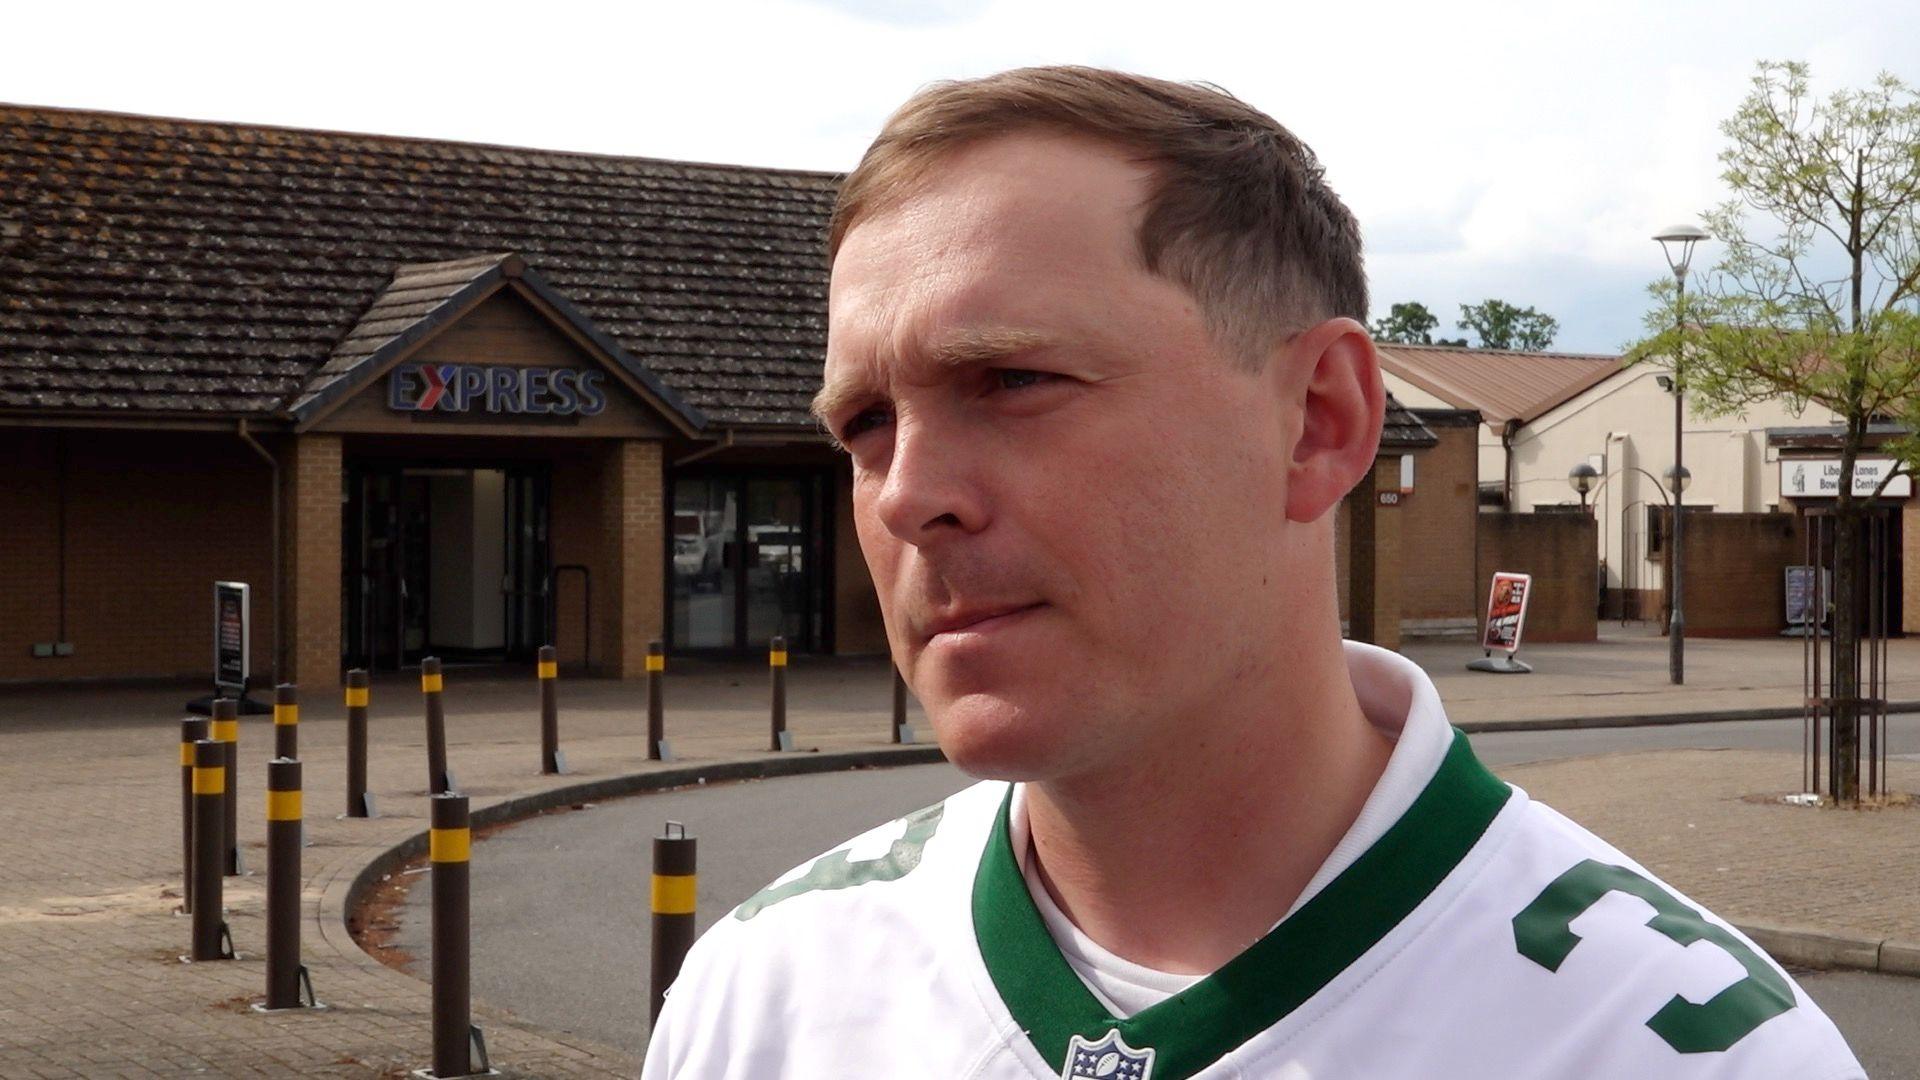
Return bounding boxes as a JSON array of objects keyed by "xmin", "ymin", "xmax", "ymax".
[
  {"xmin": 1345, "ymin": 456, "xmax": 1404, "ymax": 650},
  {"xmin": 282, "ymin": 434, "xmax": 342, "ymax": 687},
  {"xmin": 2, "ymin": 428, "xmax": 275, "ymax": 682},
  {"xmin": 600, "ymin": 439, "xmax": 664, "ymax": 677},
  {"xmin": 547, "ymin": 446, "xmax": 608, "ymax": 670},
  {"xmin": 1476, "ymin": 513, "xmax": 1598, "ymax": 643},
  {"xmin": 1905, "ymin": 503, "xmax": 1919, "ymax": 635},
  {"xmin": 1401, "ymin": 415, "xmax": 1479, "ymax": 626},
  {"xmin": 1680, "ymin": 512, "xmax": 1800, "ymax": 637}
]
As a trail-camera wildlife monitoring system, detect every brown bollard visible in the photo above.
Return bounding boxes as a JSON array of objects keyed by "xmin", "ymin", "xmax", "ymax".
[
  {"xmin": 430, "ymin": 792, "xmax": 476, "ymax": 1078},
  {"xmin": 212, "ymin": 698, "xmax": 242, "ymax": 876},
  {"xmin": 769, "ymin": 636, "xmax": 789, "ymax": 752},
  {"xmin": 646, "ymin": 640, "xmax": 667, "ymax": 761},
  {"xmin": 179, "ymin": 716, "xmax": 208, "ymax": 913},
  {"xmin": 189, "ymin": 739, "xmax": 231, "ymax": 961},
  {"xmin": 345, "ymin": 669, "xmax": 371, "ymax": 818},
  {"xmin": 273, "ymin": 683, "xmax": 298, "ymax": 760},
  {"xmin": 264, "ymin": 758, "xmax": 310, "ymax": 1009},
  {"xmin": 422, "ymin": 657, "xmax": 450, "ymax": 795},
  {"xmin": 538, "ymin": 645, "xmax": 561, "ymax": 775},
  {"xmin": 650, "ymin": 822, "xmax": 697, "ymax": 1026},
  {"xmin": 891, "ymin": 664, "xmax": 906, "ymax": 744}
]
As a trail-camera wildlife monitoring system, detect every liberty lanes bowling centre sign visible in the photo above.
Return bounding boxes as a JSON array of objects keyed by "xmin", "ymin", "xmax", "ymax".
[{"xmin": 388, "ymin": 362, "xmax": 609, "ymax": 417}]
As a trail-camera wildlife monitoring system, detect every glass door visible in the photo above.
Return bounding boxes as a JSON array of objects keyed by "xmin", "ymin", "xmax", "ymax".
[
  {"xmin": 671, "ymin": 476, "xmax": 739, "ymax": 650},
  {"xmin": 745, "ymin": 476, "xmax": 812, "ymax": 647},
  {"xmin": 670, "ymin": 470, "xmax": 826, "ymax": 653},
  {"xmin": 344, "ymin": 466, "xmax": 419, "ymax": 671},
  {"xmin": 503, "ymin": 467, "xmax": 551, "ymax": 658}
]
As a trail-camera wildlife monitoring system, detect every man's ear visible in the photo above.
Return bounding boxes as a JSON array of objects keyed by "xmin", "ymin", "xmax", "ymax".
[{"xmin": 1282, "ymin": 318, "xmax": 1385, "ymax": 523}]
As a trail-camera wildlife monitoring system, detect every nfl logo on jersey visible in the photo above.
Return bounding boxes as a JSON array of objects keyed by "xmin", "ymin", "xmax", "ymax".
[{"xmin": 1064, "ymin": 1031, "xmax": 1155, "ymax": 1079}]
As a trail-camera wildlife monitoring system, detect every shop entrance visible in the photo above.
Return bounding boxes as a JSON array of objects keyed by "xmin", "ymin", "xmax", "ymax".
[
  {"xmin": 344, "ymin": 464, "xmax": 551, "ymax": 670},
  {"xmin": 670, "ymin": 469, "xmax": 829, "ymax": 654}
]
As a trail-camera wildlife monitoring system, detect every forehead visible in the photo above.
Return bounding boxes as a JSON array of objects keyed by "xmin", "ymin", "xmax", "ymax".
[{"xmin": 822, "ymin": 134, "xmax": 1160, "ymax": 389}]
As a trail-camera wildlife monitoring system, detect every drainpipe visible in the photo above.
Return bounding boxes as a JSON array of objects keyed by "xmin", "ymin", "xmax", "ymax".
[
  {"xmin": 1501, "ymin": 419, "xmax": 1522, "ymax": 511},
  {"xmin": 237, "ymin": 419, "xmax": 283, "ymax": 682},
  {"xmin": 672, "ymin": 429, "xmax": 736, "ymax": 469}
]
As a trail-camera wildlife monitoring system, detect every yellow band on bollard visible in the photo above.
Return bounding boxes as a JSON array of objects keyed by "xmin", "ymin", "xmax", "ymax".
[
  {"xmin": 345, "ymin": 687, "xmax": 370, "ymax": 708},
  {"xmin": 646, "ymin": 654, "xmax": 666, "ymax": 672},
  {"xmin": 267, "ymin": 790, "xmax": 302, "ymax": 821},
  {"xmin": 770, "ymin": 650, "xmax": 788, "ymax": 667},
  {"xmin": 180, "ymin": 742, "xmax": 195, "ymax": 767},
  {"xmin": 422, "ymin": 673, "xmax": 444, "ymax": 693},
  {"xmin": 430, "ymin": 827, "xmax": 471, "ymax": 863},
  {"xmin": 211, "ymin": 719, "xmax": 239, "ymax": 742},
  {"xmin": 538, "ymin": 661, "xmax": 558, "ymax": 680},
  {"xmin": 192, "ymin": 766, "xmax": 226, "ymax": 795},
  {"xmin": 651, "ymin": 873, "xmax": 697, "ymax": 915},
  {"xmin": 273, "ymin": 704, "xmax": 298, "ymax": 726}
]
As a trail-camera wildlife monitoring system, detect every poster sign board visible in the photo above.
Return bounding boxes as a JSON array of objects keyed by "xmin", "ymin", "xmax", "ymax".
[
  {"xmin": 1784, "ymin": 565, "xmax": 1830, "ymax": 628},
  {"xmin": 214, "ymin": 581, "xmax": 249, "ymax": 692},
  {"xmin": 1779, "ymin": 457, "xmax": 1912, "ymax": 499},
  {"xmin": 1481, "ymin": 572, "xmax": 1532, "ymax": 654}
]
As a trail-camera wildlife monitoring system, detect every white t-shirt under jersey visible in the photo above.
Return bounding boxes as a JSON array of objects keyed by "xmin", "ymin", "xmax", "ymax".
[{"xmin": 1013, "ymin": 641, "xmax": 1456, "ymax": 1017}]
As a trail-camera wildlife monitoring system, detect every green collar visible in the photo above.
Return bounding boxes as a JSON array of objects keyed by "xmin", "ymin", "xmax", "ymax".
[{"xmin": 971, "ymin": 730, "xmax": 1512, "ymax": 1079}]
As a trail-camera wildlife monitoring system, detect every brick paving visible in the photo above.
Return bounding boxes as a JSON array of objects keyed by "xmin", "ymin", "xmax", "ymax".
[{"xmin": 0, "ymin": 630, "xmax": 1915, "ymax": 1076}]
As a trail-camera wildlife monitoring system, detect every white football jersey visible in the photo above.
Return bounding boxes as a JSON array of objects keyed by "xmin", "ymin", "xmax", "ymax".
[{"xmin": 644, "ymin": 745, "xmax": 1863, "ymax": 1079}]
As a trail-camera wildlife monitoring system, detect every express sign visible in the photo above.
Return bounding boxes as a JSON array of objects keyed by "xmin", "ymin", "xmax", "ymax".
[{"xmin": 388, "ymin": 363, "xmax": 608, "ymax": 417}]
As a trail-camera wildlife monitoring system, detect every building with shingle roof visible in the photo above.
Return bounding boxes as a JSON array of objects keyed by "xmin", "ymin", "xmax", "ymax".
[{"xmin": 2, "ymin": 103, "xmax": 1444, "ymax": 684}]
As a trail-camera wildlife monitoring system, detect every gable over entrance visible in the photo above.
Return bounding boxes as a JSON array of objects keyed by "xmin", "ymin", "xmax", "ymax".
[{"xmin": 291, "ymin": 253, "xmax": 706, "ymax": 439}]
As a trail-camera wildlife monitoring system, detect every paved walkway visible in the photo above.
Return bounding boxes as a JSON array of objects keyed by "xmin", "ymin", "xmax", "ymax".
[{"xmin": 0, "ymin": 628, "xmax": 1915, "ymax": 1077}]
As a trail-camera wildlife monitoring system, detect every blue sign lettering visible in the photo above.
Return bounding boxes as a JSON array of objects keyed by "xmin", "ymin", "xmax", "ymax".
[{"xmin": 387, "ymin": 364, "xmax": 609, "ymax": 418}]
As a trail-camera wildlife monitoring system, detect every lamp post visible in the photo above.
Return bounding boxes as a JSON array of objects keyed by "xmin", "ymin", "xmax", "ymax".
[
  {"xmin": 1655, "ymin": 224, "xmax": 1709, "ymax": 686},
  {"xmin": 1568, "ymin": 462, "xmax": 1599, "ymax": 513}
]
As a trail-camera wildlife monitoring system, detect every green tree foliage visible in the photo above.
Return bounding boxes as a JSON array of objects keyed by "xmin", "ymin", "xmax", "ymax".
[
  {"xmin": 1457, "ymin": 299, "xmax": 1560, "ymax": 351},
  {"xmin": 1372, "ymin": 301, "xmax": 1445, "ymax": 344},
  {"xmin": 1632, "ymin": 60, "xmax": 1920, "ymax": 804}
]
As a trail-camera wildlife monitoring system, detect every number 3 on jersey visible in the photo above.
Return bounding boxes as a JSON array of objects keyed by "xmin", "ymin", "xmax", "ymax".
[{"xmin": 1512, "ymin": 859, "xmax": 1795, "ymax": 1053}]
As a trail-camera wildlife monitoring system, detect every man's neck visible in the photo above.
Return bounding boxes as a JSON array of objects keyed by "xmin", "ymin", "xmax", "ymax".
[{"xmin": 1022, "ymin": 643, "xmax": 1393, "ymax": 976}]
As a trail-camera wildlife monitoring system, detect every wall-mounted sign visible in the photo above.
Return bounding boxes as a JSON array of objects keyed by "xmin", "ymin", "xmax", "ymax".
[
  {"xmin": 1779, "ymin": 457, "xmax": 1911, "ymax": 499},
  {"xmin": 1784, "ymin": 564, "xmax": 1830, "ymax": 628},
  {"xmin": 214, "ymin": 581, "xmax": 249, "ymax": 692},
  {"xmin": 1481, "ymin": 572, "xmax": 1532, "ymax": 654},
  {"xmin": 388, "ymin": 363, "xmax": 608, "ymax": 417}
]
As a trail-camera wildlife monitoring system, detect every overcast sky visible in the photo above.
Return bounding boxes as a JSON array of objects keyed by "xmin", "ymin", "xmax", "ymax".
[{"xmin": 8, "ymin": 0, "xmax": 1918, "ymax": 353}]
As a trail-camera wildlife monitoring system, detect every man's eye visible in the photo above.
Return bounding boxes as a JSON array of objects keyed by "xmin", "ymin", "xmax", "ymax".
[
  {"xmin": 996, "ymin": 369, "xmax": 1059, "ymax": 390},
  {"xmin": 840, "ymin": 407, "xmax": 890, "ymax": 442}
]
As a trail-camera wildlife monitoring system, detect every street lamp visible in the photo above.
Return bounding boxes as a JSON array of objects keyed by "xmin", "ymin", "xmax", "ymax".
[
  {"xmin": 1654, "ymin": 224, "xmax": 1709, "ymax": 686},
  {"xmin": 1568, "ymin": 462, "xmax": 1599, "ymax": 512}
]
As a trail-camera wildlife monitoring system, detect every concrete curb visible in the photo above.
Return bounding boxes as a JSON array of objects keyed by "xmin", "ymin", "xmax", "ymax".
[
  {"xmin": 333, "ymin": 739, "xmax": 1920, "ymax": 1039},
  {"xmin": 1738, "ymin": 921, "xmax": 1920, "ymax": 978},
  {"xmin": 339, "ymin": 745, "xmax": 949, "ymax": 950},
  {"xmin": 1456, "ymin": 700, "xmax": 1920, "ymax": 735}
]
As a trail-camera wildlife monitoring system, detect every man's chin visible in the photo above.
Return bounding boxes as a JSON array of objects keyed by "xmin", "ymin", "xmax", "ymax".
[{"xmin": 923, "ymin": 692, "xmax": 1076, "ymax": 783}]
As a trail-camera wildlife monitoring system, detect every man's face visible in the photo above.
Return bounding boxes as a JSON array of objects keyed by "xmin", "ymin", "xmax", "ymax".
[{"xmin": 822, "ymin": 133, "xmax": 1312, "ymax": 782}]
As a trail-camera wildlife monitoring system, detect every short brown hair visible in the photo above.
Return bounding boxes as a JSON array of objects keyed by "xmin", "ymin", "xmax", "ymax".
[{"xmin": 829, "ymin": 65, "xmax": 1367, "ymax": 368}]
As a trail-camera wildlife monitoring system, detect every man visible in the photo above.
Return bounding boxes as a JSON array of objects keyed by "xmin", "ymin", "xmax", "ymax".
[{"xmin": 642, "ymin": 67, "xmax": 1862, "ymax": 1079}]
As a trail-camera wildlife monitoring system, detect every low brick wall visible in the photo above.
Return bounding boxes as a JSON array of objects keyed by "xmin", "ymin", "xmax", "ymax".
[
  {"xmin": 1681, "ymin": 512, "xmax": 1800, "ymax": 637},
  {"xmin": 1476, "ymin": 513, "xmax": 1598, "ymax": 643}
]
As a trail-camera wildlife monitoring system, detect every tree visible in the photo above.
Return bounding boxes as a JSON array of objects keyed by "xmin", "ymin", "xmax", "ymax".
[
  {"xmin": 1633, "ymin": 61, "xmax": 1920, "ymax": 804},
  {"xmin": 1457, "ymin": 299, "xmax": 1559, "ymax": 351},
  {"xmin": 1370, "ymin": 301, "xmax": 1468, "ymax": 346}
]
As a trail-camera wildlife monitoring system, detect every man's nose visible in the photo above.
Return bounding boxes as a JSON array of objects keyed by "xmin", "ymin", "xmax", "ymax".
[{"xmin": 870, "ymin": 414, "xmax": 985, "ymax": 543}]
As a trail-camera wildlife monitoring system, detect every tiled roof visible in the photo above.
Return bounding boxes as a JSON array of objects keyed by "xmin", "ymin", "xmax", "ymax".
[
  {"xmin": 1381, "ymin": 395, "xmax": 1438, "ymax": 450},
  {"xmin": 1377, "ymin": 343, "xmax": 1623, "ymax": 427},
  {"xmin": 0, "ymin": 104, "xmax": 840, "ymax": 426}
]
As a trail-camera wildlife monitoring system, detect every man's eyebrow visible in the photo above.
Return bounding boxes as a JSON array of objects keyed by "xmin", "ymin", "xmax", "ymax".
[{"xmin": 809, "ymin": 327, "xmax": 1056, "ymax": 429}]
